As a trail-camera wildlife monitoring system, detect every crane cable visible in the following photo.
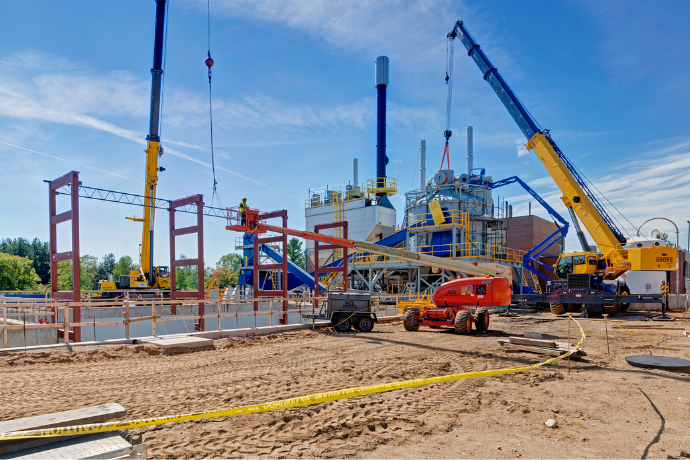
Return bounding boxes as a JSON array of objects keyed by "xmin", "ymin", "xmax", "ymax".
[
  {"xmin": 439, "ymin": 37, "xmax": 454, "ymax": 171},
  {"xmin": 206, "ymin": 0, "xmax": 222, "ymax": 208}
]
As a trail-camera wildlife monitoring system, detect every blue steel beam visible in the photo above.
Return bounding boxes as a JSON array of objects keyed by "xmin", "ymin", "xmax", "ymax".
[{"xmin": 487, "ymin": 176, "xmax": 568, "ymax": 282}]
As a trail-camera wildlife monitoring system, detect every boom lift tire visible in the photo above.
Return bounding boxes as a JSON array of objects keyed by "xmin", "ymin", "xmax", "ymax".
[
  {"xmin": 454, "ymin": 310, "xmax": 472, "ymax": 335},
  {"xmin": 356, "ymin": 317, "xmax": 374, "ymax": 333},
  {"xmin": 550, "ymin": 303, "xmax": 566, "ymax": 315},
  {"xmin": 474, "ymin": 308, "xmax": 489, "ymax": 332},
  {"xmin": 332, "ymin": 315, "xmax": 351, "ymax": 332},
  {"xmin": 403, "ymin": 308, "xmax": 420, "ymax": 331}
]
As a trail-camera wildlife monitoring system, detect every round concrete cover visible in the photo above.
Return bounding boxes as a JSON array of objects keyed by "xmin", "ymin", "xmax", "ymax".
[{"xmin": 625, "ymin": 355, "xmax": 690, "ymax": 371}]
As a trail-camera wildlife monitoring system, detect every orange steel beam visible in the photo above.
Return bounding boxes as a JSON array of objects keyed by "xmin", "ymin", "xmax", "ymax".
[{"xmin": 258, "ymin": 223, "xmax": 356, "ymax": 248}]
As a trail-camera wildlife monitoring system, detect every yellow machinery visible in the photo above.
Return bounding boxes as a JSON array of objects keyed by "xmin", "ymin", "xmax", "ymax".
[
  {"xmin": 100, "ymin": 0, "xmax": 170, "ymax": 296},
  {"xmin": 449, "ymin": 21, "xmax": 678, "ymax": 314}
]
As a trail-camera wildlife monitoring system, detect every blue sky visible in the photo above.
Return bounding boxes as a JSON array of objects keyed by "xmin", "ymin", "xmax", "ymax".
[{"xmin": 1, "ymin": 0, "xmax": 689, "ymax": 267}]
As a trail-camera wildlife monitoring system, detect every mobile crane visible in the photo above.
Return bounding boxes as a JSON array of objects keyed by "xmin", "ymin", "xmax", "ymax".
[
  {"xmin": 448, "ymin": 21, "xmax": 678, "ymax": 315},
  {"xmin": 100, "ymin": 0, "xmax": 170, "ymax": 296}
]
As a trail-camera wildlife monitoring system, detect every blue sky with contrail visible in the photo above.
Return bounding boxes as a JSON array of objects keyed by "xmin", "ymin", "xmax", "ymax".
[{"xmin": 0, "ymin": 0, "xmax": 688, "ymax": 265}]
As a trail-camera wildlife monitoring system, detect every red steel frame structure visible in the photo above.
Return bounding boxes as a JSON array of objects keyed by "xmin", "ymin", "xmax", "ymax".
[
  {"xmin": 313, "ymin": 221, "xmax": 348, "ymax": 297},
  {"xmin": 48, "ymin": 170, "xmax": 81, "ymax": 342},
  {"xmin": 252, "ymin": 210, "xmax": 289, "ymax": 324},
  {"xmin": 169, "ymin": 194, "xmax": 205, "ymax": 330}
]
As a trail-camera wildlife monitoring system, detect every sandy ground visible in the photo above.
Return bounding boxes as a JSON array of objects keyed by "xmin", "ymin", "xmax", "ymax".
[{"xmin": 1, "ymin": 312, "xmax": 689, "ymax": 459}]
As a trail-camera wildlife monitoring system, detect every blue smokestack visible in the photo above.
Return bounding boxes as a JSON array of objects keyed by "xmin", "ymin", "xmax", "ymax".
[{"xmin": 375, "ymin": 56, "xmax": 389, "ymax": 194}]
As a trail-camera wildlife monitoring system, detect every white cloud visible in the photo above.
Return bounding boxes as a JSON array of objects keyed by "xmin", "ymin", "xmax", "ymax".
[
  {"xmin": 199, "ymin": 0, "xmax": 459, "ymax": 65},
  {"xmin": 515, "ymin": 138, "xmax": 528, "ymax": 157}
]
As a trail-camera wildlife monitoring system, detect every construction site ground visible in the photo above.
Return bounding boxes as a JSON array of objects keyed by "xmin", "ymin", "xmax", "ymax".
[{"xmin": 1, "ymin": 313, "xmax": 689, "ymax": 459}]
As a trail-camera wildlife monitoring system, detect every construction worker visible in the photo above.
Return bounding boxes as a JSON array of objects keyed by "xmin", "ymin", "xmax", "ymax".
[{"xmin": 239, "ymin": 197, "xmax": 248, "ymax": 226}]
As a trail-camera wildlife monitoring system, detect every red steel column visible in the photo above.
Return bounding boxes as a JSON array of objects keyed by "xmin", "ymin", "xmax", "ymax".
[
  {"xmin": 313, "ymin": 221, "xmax": 348, "ymax": 297},
  {"xmin": 169, "ymin": 194, "xmax": 205, "ymax": 330},
  {"xmin": 48, "ymin": 171, "xmax": 81, "ymax": 342}
]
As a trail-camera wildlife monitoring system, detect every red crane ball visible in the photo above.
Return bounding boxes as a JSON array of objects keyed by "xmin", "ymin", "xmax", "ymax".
[{"xmin": 205, "ymin": 57, "xmax": 214, "ymax": 69}]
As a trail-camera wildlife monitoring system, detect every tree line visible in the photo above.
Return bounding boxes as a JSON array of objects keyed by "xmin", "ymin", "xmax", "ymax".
[{"xmin": 0, "ymin": 237, "xmax": 306, "ymax": 292}]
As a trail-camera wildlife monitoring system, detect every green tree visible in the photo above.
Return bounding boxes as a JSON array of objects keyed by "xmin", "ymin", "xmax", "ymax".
[
  {"xmin": 287, "ymin": 238, "xmax": 305, "ymax": 268},
  {"xmin": 56, "ymin": 255, "xmax": 101, "ymax": 291},
  {"xmin": 0, "ymin": 237, "xmax": 50, "ymax": 284},
  {"xmin": 216, "ymin": 253, "xmax": 241, "ymax": 287},
  {"xmin": 174, "ymin": 254, "xmax": 198, "ymax": 290},
  {"xmin": 81, "ymin": 255, "xmax": 99, "ymax": 290},
  {"xmin": 0, "ymin": 253, "xmax": 41, "ymax": 290},
  {"xmin": 96, "ymin": 253, "xmax": 116, "ymax": 283},
  {"xmin": 113, "ymin": 255, "xmax": 137, "ymax": 281},
  {"xmin": 659, "ymin": 233, "xmax": 677, "ymax": 247},
  {"xmin": 57, "ymin": 260, "xmax": 73, "ymax": 291}
]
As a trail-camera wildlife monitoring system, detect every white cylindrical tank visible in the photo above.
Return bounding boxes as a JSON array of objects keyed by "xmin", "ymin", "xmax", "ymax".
[{"xmin": 375, "ymin": 56, "xmax": 389, "ymax": 87}]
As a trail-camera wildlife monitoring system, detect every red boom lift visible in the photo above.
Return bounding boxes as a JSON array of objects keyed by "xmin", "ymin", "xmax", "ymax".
[{"xmin": 403, "ymin": 277, "xmax": 511, "ymax": 334}]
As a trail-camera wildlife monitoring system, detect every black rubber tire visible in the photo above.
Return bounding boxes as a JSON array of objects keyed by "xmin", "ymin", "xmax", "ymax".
[
  {"xmin": 454, "ymin": 310, "xmax": 471, "ymax": 335},
  {"xmin": 566, "ymin": 303, "xmax": 581, "ymax": 313},
  {"xmin": 403, "ymin": 308, "xmax": 420, "ymax": 331},
  {"xmin": 603, "ymin": 304, "xmax": 619, "ymax": 315},
  {"xmin": 550, "ymin": 303, "xmax": 566, "ymax": 315},
  {"xmin": 618, "ymin": 286, "xmax": 630, "ymax": 313},
  {"xmin": 474, "ymin": 308, "xmax": 489, "ymax": 332},
  {"xmin": 332, "ymin": 316, "xmax": 351, "ymax": 332},
  {"xmin": 357, "ymin": 317, "xmax": 374, "ymax": 332}
]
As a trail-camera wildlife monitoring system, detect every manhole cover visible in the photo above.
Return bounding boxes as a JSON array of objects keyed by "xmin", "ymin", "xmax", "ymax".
[{"xmin": 625, "ymin": 355, "xmax": 690, "ymax": 372}]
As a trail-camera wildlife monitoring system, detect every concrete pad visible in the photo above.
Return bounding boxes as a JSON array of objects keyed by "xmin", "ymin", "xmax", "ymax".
[{"xmin": 137, "ymin": 336, "xmax": 214, "ymax": 349}]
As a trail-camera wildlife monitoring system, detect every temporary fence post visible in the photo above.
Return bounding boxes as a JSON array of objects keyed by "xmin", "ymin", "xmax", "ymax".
[
  {"xmin": 603, "ymin": 314, "xmax": 610, "ymax": 358},
  {"xmin": 269, "ymin": 299, "xmax": 273, "ymax": 327},
  {"xmin": 152, "ymin": 302, "xmax": 156, "ymax": 336},
  {"xmin": 568, "ymin": 313, "xmax": 573, "ymax": 374},
  {"xmin": 64, "ymin": 305, "xmax": 69, "ymax": 343},
  {"xmin": 2, "ymin": 303, "xmax": 7, "ymax": 347},
  {"xmin": 125, "ymin": 302, "xmax": 130, "ymax": 340},
  {"xmin": 217, "ymin": 299, "xmax": 221, "ymax": 334}
]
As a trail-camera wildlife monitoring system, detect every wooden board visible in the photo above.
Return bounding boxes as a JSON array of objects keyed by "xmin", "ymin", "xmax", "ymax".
[
  {"xmin": 0, "ymin": 403, "xmax": 126, "ymax": 455},
  {"xmin": 509, "ymin": 337, "xmax": 557, "ymax": 348},
  {"xmin": 498, "ymin": 339, "xmax": 585, "ymax": 358}
]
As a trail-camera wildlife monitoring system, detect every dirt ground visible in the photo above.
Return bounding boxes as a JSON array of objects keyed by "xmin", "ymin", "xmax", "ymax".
[{"xmin": 1, "ymin": 312, "xmax": 689, "ymax": 459}]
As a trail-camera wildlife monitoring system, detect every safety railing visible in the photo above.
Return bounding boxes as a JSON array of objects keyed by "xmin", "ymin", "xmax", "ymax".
[
  {"xmin": 406, "ymin": 209, "xmax": 469, "ymax": 231},
  {"xmin": 305, "ymin": 185, "xmax": 366, "ymax": 209},
  {"xmin": 0, "ymin": 295, "xmax": 402, "ymax": 346},
  {"xmin": 366, "ymin": 177, "xmax": 397, "ymax": 197}
]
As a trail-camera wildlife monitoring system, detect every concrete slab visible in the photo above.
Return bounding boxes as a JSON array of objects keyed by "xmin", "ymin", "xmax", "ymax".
[
  {"xmin": 137, "ymin": 336, "xmax": 214, "ymax": 349},
  {"xmin": 0, "ymin": 404, "xmax": 126, "ymax": 456},
  {"xmin": 4, "ymin": 432, "xmax": 139, "ymax": 460}
]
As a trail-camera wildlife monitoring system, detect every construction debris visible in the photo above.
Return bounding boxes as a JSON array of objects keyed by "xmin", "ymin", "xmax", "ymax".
[{"xmin": 498, "ymin": 336, "xmax": 586, "ymax": 358}]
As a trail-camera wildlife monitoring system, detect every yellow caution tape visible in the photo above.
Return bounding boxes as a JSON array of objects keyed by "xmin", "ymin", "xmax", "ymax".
[
  {"xmin": 0, "ymin": 318, "xmax": 584, "ymax": 440},
  {"xmin": 605, "ymin": 318, "xmax": 669, "ymax": 341}
]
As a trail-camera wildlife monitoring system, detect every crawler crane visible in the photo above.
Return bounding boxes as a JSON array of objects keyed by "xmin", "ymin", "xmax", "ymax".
[{"xmin": 448, "ymin": 21, "xmax": 678, "ymax": 315}]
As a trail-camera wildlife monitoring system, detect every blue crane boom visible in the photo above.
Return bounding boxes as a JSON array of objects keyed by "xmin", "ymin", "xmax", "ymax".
[{"xmin": 448, "ymin": 21, "xmax": 627, "ymax": 247}]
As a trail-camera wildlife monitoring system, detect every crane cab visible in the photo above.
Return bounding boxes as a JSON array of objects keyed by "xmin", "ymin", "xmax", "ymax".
[{"xmin": 555, "ymin": 252, "xmax": 600, "ymax": 279}]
